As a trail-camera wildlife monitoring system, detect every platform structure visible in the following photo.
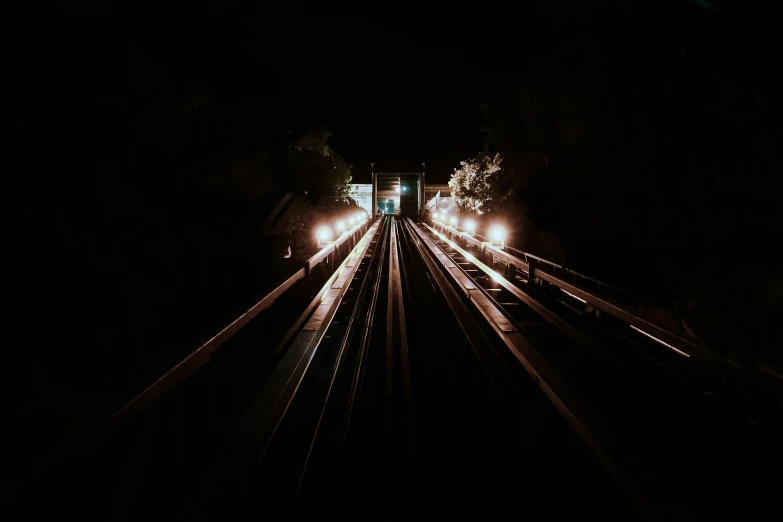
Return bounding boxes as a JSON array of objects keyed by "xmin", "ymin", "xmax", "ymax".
[{"xmin": 372, "ymin": 171, "xmax": 426, "ymax": 218}]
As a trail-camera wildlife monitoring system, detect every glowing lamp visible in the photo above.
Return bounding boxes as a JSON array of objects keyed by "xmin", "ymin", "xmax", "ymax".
[
  {"xmin": 336, "ymin": 221, "xmax": 346, "ymax": 233},
  {"xmin": 463, "ymin": 219, "xmax": 476, "ymax": 234},
  {"xmin": 317, "ymin": 226, "xmax": 332, "ymax": 245},
  {"xmin": 489, "ymin": 224, "xmax": 506, "ymax": 248},
  {"xmin": 450, "ymin": 216, "xmax": 457, "ymax": 226}
]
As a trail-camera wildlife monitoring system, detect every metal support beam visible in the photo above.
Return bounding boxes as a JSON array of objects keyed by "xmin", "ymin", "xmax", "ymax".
[
  {"xmin": 419, "ymin": 167, "xmax": 426, "ymax": 218},
  {"xmin": 371, "ymin": 170, "xmax": 377, "ymax": 221}
]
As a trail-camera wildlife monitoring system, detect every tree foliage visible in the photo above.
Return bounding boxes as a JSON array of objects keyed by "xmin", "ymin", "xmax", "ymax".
[
  {"xmin": 285, "ymin": 128, "xmax": 353, "ymax": 202},
  {"xmin": 448, "ymin": 152, "xmax": 504, "ymax": 214}
]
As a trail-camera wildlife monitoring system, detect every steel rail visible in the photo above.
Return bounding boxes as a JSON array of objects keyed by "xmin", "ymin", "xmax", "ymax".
[
  {"xmin": 435, "ymin": 221, "xmax": 700, "ymax": 355},
  {"xmin": 439, "ymin": 220, "xmax": 635, "ymax": 297},
  {"xmin": 434, "ymin": 222, "xmax": 783, "ymax": 400},
  {"xmin": 424, "ymin": 223, "xmax": 601, "ymax": 353},
  {"xmin": 409, "ymin": 220, "xmax": 655, "ymax": 520},
  {"xmin": 91, "ymin": 219, "xmax": 371, "ymax": 446},
  {"xmin": 338, "ymin": 218, "xmax": 391, "ymax": 465},
  {"xmin": 192, "ymin": 220, "xmax": 381, "ymax": 506},
  {"xmin": 424, "ymin": 220, "xmax": 783, "ymax": 519},
  {"xmin": 401, "ymin": 219, "xmax": 522, "ymax": 403},
  {"xmin": 11, "ymin": 219, "xmax": 372, "ymax": 504},
  {"xmin": 385, "ymin": 218, "xmax": 415, "ymax": 449},
  {"xmin": 295, "ymin": 218, "xmax": 391, "ymax": 495}
]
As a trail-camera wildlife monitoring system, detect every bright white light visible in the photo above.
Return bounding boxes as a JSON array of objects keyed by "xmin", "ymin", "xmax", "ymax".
[
  {"xmin": 463, "ymin": 219, "xmax": 476, "ymax": 233},
  {"xmin": 442, "ymin": 208, "xmax": 448, "ymax": 213},
  {"xmin": 336, "ymin": 221, "xmax": 346, "ymax": 232},
  {"xmin": 489, "ymin": 224, "xmax": 506, "ymax": 242},
  {"xmin": 348, "ymin": 216, "xmax": 355, "ymax": 225},
  {"xmin": 489, "ymin": 270, "xmax": 502, "ymax": 282},
  {"xmin": 395, "ymin": 187, "xmax": 400, "ymax": 193},
  {"xmin": 450, "ymin": 216, "xmax": 457, "ymax": 225},
  {"xmin": 317, "ymin": 227, "xmax": 331, "ymax": 242},
  {"xmin": 465, "ymin": 253, "xmax": 475, "ymax": 262},
  {"xmin": 448, "ymin": 241, "xmax": 457, "ymax": 248}
]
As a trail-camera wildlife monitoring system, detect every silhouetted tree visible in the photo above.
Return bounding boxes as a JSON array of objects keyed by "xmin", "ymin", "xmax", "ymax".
[{"xmin": 476, "ymin": 1, "xmax": 783, "ymax": 362}]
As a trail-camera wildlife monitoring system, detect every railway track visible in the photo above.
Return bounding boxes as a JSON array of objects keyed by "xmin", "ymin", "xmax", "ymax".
[
  {"xmin": 13, "ymin": 214, "xmax": 780, "ymax": 520},
  {"xmin": 185, "ymin": 215, "xmax": 634, "ymax": 517},
  {"xmin": 420, "ymin": 219, "xmax": 783, "ymax": 520},
  {"xmin": 11, "ymin": 219, "xmax": 375, "ymax": 518}
]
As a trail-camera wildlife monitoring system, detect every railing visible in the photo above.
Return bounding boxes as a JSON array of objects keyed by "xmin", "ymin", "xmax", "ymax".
[
  {"xmin": 430, "ymin": 215, "xmax": 635, "ymax": 301},
  {"xmin": 193, "ymin": 219, "xmax": 384, "ymax": 503},
  {"xmin": 431, "ymin": 220, "xmax": 783, "ymax": 400},
  {"xmin": 432, "ymin": 220, "xmax": 686, "ymax": 344},
  {"xmin": 24, "ymin": 216, "xmax": 377, "ymax": 493}
]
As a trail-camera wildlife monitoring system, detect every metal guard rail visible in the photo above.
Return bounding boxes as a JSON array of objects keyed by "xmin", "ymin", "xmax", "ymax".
[
  {"xmin": 85, "ymin": 217, "xmax": 375, "ymax": 447},
  {"xmin": 435, "ymin": 222, "xmax": 695, "ymax": 350},
  {"xmin": 458, "ymin": 224, "xmax": 634, "ymax": 299},
  {"xmin": 433, "ymin": 221, "xmax": 783, "ymax": 399}
]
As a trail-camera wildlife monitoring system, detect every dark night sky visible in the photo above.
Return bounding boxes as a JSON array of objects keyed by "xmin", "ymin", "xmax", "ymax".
[
  {"xmin": 11, "ymin": 1, "xmax": 548, "ymax": 186},
  {"xmin": 131, "ymin": 2, "xmax": 489, "ymax": 184},
  {"xmin": 230, "ymin": 3, "xmax": 488, "ymax": 183},
  {"xmin": 311, "ymin": 9, "xmax": 484, "ymax": 183},
  {"xmin": 22, "ymin": 1, "xmax": 774, "ymax": 193}
]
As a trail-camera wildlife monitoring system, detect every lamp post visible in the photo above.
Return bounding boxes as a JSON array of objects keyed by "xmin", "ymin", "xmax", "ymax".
[
  {"xmin": 371, "ymin": 163, "xmax": 377, "ymax": 218},
  {"xmin": 422, "ymin": 162, "xmax": 426, "ymax": 211}
]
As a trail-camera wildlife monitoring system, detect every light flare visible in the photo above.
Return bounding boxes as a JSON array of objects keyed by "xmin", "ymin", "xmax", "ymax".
[
  {"xmin": 489, "ymin": 225, "xmax": 506, "ymax": 242},
  {"xmin": 317, "ymin": 226, "xmax": 331, "ymax": 243}
]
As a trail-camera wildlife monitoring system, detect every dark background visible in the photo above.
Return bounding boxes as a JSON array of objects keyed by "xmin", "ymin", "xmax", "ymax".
[
  {"xmin": 10, "ymin": 1, "xmax": 487, "ymax": 181},
  {"xmin": 7, "ymin": 0, "xmax": 782, "ymax": 488}
]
